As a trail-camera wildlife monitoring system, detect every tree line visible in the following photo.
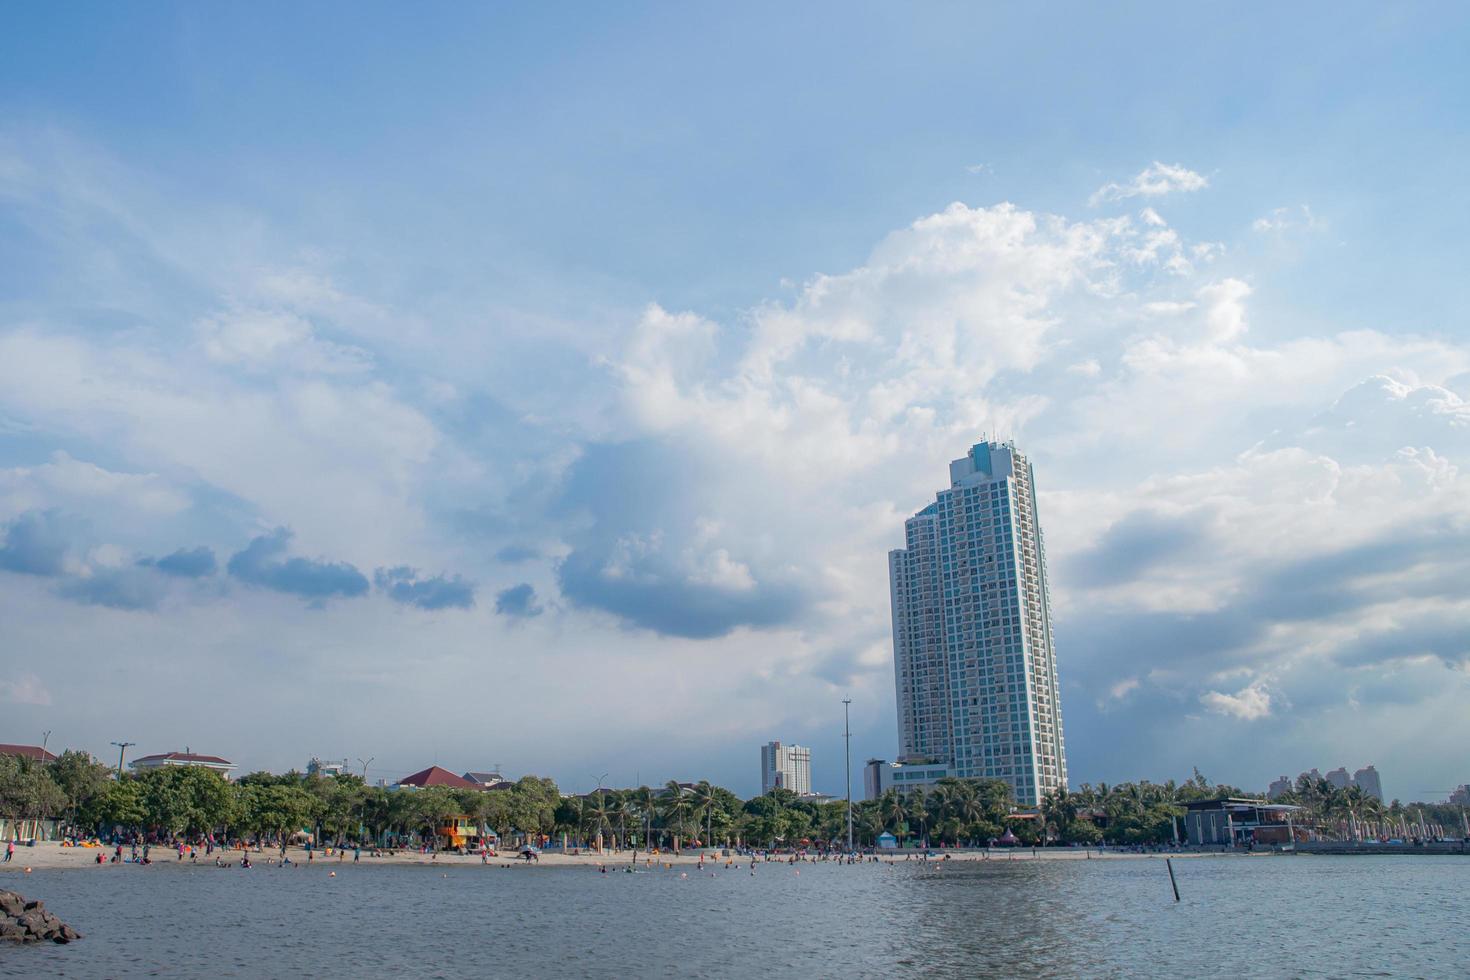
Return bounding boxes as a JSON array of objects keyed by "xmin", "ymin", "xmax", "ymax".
[{"xmin": 4, "ymin": 753, "xmax": 1462, "ymax": 848}]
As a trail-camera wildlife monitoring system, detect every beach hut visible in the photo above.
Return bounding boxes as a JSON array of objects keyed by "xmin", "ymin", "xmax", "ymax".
[{"xmin": 876, "ymin": 832, "xmax": 899, "ymax": 850}]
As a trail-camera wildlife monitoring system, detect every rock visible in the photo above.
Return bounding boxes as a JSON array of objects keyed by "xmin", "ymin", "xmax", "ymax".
[{"xmin": 2, "ymin": 891, "xmax": 82, "ymax": 943}]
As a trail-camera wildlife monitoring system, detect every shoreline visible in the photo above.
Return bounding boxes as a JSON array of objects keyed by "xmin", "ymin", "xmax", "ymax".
[{"xmin": 4, "ymin": 842, "xmax": 1436, "ymax": 874}]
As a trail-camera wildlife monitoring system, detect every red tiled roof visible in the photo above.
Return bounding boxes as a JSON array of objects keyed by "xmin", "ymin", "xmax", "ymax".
[
  {"xmin": 0, "ymin": 743, "xmax": 57, "ymax": 763},
  {"xmin": 133, "ymin": 751, "xmax": 234, "ymax": 766},
  {"xmin": 398, "ymin": 765, "xmax": 478, "ymax": 789}
]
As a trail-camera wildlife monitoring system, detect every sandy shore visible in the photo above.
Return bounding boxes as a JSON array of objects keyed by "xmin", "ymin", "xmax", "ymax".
[{"xmin": 1, "ymin": 842, "xmax": 1246, "ymax": 873}]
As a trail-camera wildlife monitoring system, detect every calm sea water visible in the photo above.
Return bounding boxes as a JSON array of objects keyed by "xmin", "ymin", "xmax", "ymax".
[{"xmin": 3, "ymin": 855, "xmax": 1466, "ymax": 978}]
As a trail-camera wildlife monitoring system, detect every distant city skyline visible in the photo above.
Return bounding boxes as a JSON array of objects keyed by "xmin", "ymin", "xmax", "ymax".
[{"xmin": 1, "ymin": 6, "xmax": 1468, "ymax": 798}]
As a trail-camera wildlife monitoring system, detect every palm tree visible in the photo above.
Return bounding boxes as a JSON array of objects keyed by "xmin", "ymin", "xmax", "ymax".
[
  {"xmin": 633, "ymin": 785, "xmax": 658, "ymax": 849},
  {"xmin": 660, "ymin": 781, "xmax": 690, "ymax": 851},
  {"xmin": 907, "ymin": 787, "xmax": 930, "ymax": 846},
  {"xmin": 879, "ymin": 790, "xmax": 908, "ymax": 839},
  {"xmin": 609, "ymin": 791, "xmax": 632, "ymax": 850},
  {"xmin": 586, "ymin": 794, "xmax": 613, "ymax": 853},
  {"xmin": 692, "ymin": 781, "xmax": 718, "ymax": 847}
]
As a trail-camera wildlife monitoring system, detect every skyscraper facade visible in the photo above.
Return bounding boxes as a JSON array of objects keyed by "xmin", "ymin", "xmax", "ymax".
[
  {"xmin": 760, "ymin": 741, "xmax": 812, "ymax": 796},
  {"xmin": 888, "ymin": 441, "xmax": 1067, "ymax": 807}
]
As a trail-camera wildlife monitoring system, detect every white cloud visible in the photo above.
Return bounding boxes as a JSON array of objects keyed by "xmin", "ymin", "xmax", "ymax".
[
  {"xmin": 0, "ymin": 673, "xmax": 53, "ymax": 706},
  {"xmin": 1090, "ymin": 162, "xmax": 1209, "ymax": 206},
  {"xmin": 1201, "ymin": 682, "xmax": 1274, "ymax": 720},
  {"xmin": 1199, "ymin": 277, "xmax": 1252, "ymax": 342},
  {"xmin": 1252, "ymin": 204, "xmax": 1319, "ymax": 233},
  {"xmin": 197, "ymin": 308, "xmax": 371, "ymax": 375},
  {"xmin": 0, "ymin": 451, "xmax": 189, "ymax": 520}
]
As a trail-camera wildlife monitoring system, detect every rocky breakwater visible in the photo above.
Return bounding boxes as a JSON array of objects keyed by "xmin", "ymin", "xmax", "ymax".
[{"xmin": 0, "ymin": 889, "xmax": 83, "ymax": 944}]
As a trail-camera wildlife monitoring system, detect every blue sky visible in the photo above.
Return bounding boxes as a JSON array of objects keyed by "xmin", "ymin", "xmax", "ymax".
[{"xmin": 1, "ymin": 3, "xmax": 1468, "ymax": 800}]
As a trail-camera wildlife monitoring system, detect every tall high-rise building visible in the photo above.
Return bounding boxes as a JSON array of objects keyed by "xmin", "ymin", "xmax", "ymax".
[
  {"xmin": 888, "ymin": 441, "xmax": 1067, "ymax": 807},
  {"xmin": 1325, "ymin": 767, "xmax": 1351, "ymax": 790},
  {"xmin": 1352, "ymin": 765, "xmax": 1383, "ymax": 802},
  {"xmin": 760, "ymin": 741, "xmax": 812, "ymax": 796}
]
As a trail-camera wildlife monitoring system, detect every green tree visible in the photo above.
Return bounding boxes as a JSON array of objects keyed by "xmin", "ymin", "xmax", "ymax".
[{"xmin": 49, "ymin": 750, "xmax": 112, "ymax": 831}]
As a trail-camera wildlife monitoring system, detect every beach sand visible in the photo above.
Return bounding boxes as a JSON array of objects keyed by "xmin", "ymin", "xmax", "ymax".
[{"xmin": 1, "ymin": 841, "xmax": 1243, "ymax": 873}]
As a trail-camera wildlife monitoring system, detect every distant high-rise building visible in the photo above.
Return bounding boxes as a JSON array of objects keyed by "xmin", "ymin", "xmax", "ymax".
[
  {"xmin": 1351, "ymin": 765, "xmax": 1383, "ymax": 801},
  {"xmin": 1267, "ymin": 775, "xmax": 1293, "ymax": 800},
  {"xmin": 760, "ymin": 741, "xmax": 811, "ymax": 796},
  {"xmin": 1298, "ymin": 768, "xmax": 1324, "ymax": 786},
  {"xmin": 1325, "ymin": 767, "xmax": 1351, "ymax": 790},
  {"xmin": 1449, "ymin": 785, "xmax": 1470, "ymax": 806},
  {"xmin": 888, "ymin": 441, "xmax": 1066, "ymax": 807}
]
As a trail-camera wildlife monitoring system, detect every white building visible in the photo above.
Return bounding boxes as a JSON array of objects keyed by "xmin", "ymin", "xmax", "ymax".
[
  {"xmin": 761, "ymin": 741, "xmax": 811, "ymax": 796},
  {"xmin": 130, "ymin": 751, "xmax": 235, "ymax": 778},
  {"xmin": 307, "ymin": 757, "xmax": 349, "ymax": 777},
  {"xmin": 864, "ymin": 758, "xmax": 953, "ymax": 800},
  {"xmin": 888, "ymin": 441, "xmax": 1067, "ymax": 807}
]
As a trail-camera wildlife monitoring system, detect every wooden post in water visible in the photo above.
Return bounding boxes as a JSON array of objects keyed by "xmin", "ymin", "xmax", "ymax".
[{"xmin": 1165, "ymin": 858, "xmax": 1180, "ymax": 902}]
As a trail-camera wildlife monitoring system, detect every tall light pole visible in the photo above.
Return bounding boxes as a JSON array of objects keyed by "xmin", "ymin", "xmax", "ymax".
[
  {"xmin": 111, "ymin": 740, "xmax": 135, "ymax": 777},
  {"xmin": 358, "ymin": 757, "xmax": 374, "ymax": 779},
  {"xmin": 843, "ymin": 698, "xmax": 853, "ymax": 853},
  {"xmin": 41, "ymin": 730, "xmax": 51, "ymax": 756}
]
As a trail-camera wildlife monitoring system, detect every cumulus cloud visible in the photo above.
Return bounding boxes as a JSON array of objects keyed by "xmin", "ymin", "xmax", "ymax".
[
  {"xmin": 1201, "ymin": 682, "xmax": 1275, "ymax": 720},
  {"xmin": 0, "ymin": 452, "xmax": 189, "ymax": 516},
  {"xmin": 494, "ymin": 583, "xmax": 543, "ymax": 618},
  {"xmin": 1090, "ymin": 162, "xmax": 1208, "ymax": 206},
  {"xmin": 0, "ymin": 509, "xmax": 69, "ymax": 576},
  {"xmin": 375, "ymin": 566, "xmax": 475, "ymax": 610},
  {"xmin": 227, "ymin": 528, "xmax": 369, "ymax": 601},
  {"xmin": 138, "ymin": 546, "xmax": 217, "ymax": 578},
  {"xmin": 552, "ymin": 441, "xmax": 808, "ymax": 638}
]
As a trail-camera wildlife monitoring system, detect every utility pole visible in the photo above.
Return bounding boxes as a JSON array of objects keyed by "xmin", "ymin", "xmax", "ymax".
[
  {"xmin": 843, "ymin": 698, "xmax": 853, "ymax": 853},
  {"xmin": 111, "ymin": 740, "xmax": 135, "ymax": 776}
]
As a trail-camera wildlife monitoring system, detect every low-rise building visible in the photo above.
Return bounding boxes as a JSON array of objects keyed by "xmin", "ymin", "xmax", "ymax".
[
  {"xmin": 130, "ymin": 751, "xmax": 235, "ymax": 778},
  {"xmin": 395, "ymin": 766, "xmax": 479, "ymax": 790},
  {"xmin": 863, "ymin": 758, "xmax": 952, "ymax": 800},
  {"xmin": 0, "ymin": 743, "xmax": 58, "ymax": 764},
  {"xmin": 307, "ymin": 758, "xmax": 349, "ymax": 777},
  {"xmin": 463, "ymin": 771, "xmax": 513, "ymax": 790},
  {"xmin": 1183, "ymin": 798, "xmax": 1307, "ymax": 846}
]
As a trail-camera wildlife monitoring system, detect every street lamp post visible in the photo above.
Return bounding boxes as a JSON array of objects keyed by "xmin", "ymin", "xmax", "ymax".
[
  {"xmin": 843, "ymin": 698, "xmax": 853, "ymax": 853},
  {"xmin": 111, "ymin": 741, "xmax": 135, "ymax": 777},
  {"xmin": 358, "ymin": 757, "xmax": 374, "ymax": 779}
]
